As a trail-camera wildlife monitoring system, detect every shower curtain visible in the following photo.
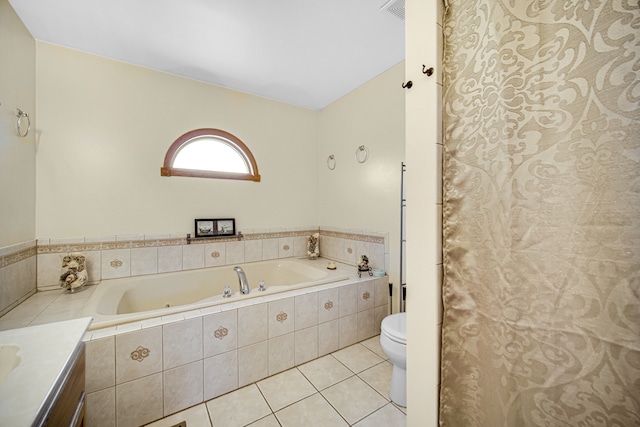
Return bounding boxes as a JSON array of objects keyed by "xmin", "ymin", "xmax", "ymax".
[{"xmin": 440, "ymin": 0, "xmax": 640, "ymax": 425}]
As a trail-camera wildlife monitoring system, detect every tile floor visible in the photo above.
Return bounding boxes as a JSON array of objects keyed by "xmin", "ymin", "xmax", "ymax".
[
  {"xmin": 1, "ymin": 289, "xmax": 406, "ymax": 426},
  {"xmin": 145, "ymin": 337, "xmax": 406, "ymax": 427}
]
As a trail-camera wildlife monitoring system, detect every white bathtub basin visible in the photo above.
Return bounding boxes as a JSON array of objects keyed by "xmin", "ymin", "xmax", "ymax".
[{"xmin": 82, "ymin": 257, "xmax": 350, "ymax": 329}]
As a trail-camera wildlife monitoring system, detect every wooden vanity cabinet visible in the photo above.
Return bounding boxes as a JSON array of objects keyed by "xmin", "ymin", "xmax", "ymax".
[{"xmin": 41, "ymin": 344, "xmax": 86, "ymax": 427}]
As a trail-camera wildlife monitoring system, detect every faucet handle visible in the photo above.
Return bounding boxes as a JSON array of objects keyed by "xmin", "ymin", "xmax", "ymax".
[
  {"xmin": 223, "ymin": 286, "xmax": 232, "ymax": 298},
  {"xmin": 258, "ymin": 280, "xmax": 266, "ymax": 292}
]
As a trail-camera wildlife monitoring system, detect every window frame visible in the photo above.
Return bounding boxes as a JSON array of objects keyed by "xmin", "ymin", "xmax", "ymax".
[{"xmin": 160, "ymin": 128, "xmax": 260, "ymax": 182}]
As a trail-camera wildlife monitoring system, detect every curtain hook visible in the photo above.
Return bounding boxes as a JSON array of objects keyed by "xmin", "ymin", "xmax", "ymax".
[
  {"xmin": 401, "ymin": 81, "xmax": 413, "ymax": 89},
  {"xmin": 422, "ymin": 65, "xmax": 434, "ymax": 76}
]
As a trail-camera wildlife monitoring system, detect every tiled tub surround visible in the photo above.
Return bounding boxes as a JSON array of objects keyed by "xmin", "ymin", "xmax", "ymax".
[
  {"xmin": 36, "ymin": 228, "xmax": 387, "ymax": 292},
  {"xmin": 0, "ymin": 240, "xmax": 37, "ymax": 317},
  {"xmin": 84, "ymin": 266, "xmax": 389, "ymax": 427},
  {"xmin": 0, "ymin": 228, "xmax": 389, "ymax": 426}
]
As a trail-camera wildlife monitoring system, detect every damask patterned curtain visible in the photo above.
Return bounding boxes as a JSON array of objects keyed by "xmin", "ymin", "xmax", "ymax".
[{"xmin": 440, "ymin": 1, "xmax": 639, "ymax": 425}]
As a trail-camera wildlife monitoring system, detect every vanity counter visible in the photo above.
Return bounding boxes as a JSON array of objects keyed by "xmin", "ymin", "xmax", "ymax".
[{"xmin": 0, "ymin": 317, "xmax": 92, "ymax": 426}]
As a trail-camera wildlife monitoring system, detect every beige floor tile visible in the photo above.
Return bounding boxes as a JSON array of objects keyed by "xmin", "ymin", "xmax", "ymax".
[
  {"xmin": 247, "ymin": 414, "xmax": 281, "ymax": 427},
  {"xmin": 275, "ymin": 393, "xmax": 348, "ymax": 427},
  {"xmin": 358, "ymin": 361, "xmax": 393, "ymax": 400},
  {"xmin": 353, "ymin": 402, "xmax": 406, "ymax": 427},
  {"xmin": 332, "ymin": 343, "xmax": 384, "ymax": 373},
  {"xmin": 298, "ymin": 355, "xmax": 354, "ymax": 391},
  {"xmin": 321, "ymin": 376, "xmax": 387, "ymax": 425},
  {"xmin": 257, "ymin": 368, "xmax": 316, "ymax": 412},
  {"xmin": 145, "ymin": 403, "xmax": 212, "ymax": 427},
  {"xmin": 360, "ymin": 335, "xmax": 387, "ymax": 359},
  {"xmin": 206, "ymin": 384, "xmax": 271, "ymax": 427}
]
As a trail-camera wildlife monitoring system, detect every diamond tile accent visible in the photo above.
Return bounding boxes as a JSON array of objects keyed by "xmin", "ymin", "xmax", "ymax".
[
  {"xmin": 214, "ymin": 326, "xmax": 228, "ymax": 339},
  {"xmin": 130, "ymin": 346, "xmax": 150, "ymax": 362}
]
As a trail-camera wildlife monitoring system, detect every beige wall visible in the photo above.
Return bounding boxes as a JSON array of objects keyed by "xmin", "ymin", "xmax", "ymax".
[
  {"xmin": 34, "ymin": 43, "xmax": 408, "ymax": 275},
  {"xmin": 0, "ymin": 0, "xmax": 36, "ymax": 247},
  {"xmin": 405, "ymin": 0, "xmax": 442, "ymax": 425},
  {"xmin": 318, "ymin": 62, "xmax": 405, "ymax": 308},
  {"xmin": 35, "ymin": 42, "xmax": 319, "ymax": 239}
]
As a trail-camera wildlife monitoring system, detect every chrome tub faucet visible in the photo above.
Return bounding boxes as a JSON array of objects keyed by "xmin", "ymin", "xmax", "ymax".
[{"xmin": 234, "ymin": 266, "xmax": 250, "ymax": 294}]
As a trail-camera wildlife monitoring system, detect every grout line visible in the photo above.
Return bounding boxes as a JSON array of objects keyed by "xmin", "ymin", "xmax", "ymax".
[
  {"xmin": 254, "ymin": 382, "xmax": 276, "ymax": 415},
  {"xmin": 314, "ymin": 387, "xmax": 351, "ymax": 426},
  {"xmin": 203, "ymin": 400, "xmax": 214, "ymax": 427},
  {"xmin": 294, "ymin": 365, "xmax": 323, "ymax": 394},
  {"xmin": 152, "ymin": 337, "xmax": 399, "ymax": 427},
  {"xmin": 329, "ymin": 352, "xmax": 358, "ymax": 376}
]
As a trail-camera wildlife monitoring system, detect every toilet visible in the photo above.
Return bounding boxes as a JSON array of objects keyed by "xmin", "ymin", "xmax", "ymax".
[{"xmin": 380, "ymin": 312, "xmax": 407, "ymax": 407}]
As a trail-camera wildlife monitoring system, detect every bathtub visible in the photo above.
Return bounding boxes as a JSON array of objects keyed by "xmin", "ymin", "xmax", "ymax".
[{"xmin": 82, "ymin": 258, "xmax": 350, "ymax": 329}]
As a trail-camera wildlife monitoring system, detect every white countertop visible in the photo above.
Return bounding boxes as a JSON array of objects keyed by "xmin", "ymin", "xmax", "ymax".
[{"xmin": 0, "ymin": 317, "xmax": 92, "ymax": 426}]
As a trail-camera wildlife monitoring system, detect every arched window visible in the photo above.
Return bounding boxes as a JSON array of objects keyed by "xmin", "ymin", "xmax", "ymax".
[{"xmin": 161, "ymin": 129, "xmax": 260, "ymax": 182}]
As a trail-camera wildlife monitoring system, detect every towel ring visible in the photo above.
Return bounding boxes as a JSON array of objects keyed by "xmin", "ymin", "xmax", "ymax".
[
  {"xmin": 355, "ymin": 145, "xmax": 369, "ymax": 163},
  {"xmin": 16, "ymin": 108, "xmax": 31, "ymax": 137},
  {"xmin": 327, "ymin": 154, "xmax": 336, "ymax": 170}
]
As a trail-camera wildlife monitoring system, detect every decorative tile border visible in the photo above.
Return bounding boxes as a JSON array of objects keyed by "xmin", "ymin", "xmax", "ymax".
[
  {"xmin": 36, "ymin": 230, "xmax": 321, "ymax": 254},
  {"xmin": 1, "ymin": 246, "xmax": 37, "ymax": 268},
  {"xmin": 34, "ymin": 228, "xmax": 386, "ymax": 254},
  {"xmin": 319, "ymin": 230, "xmax": 385, "ymax": 244},
  {"xmin": 1, "ymin": 230, "xmax": 385, "ymax": 262}
]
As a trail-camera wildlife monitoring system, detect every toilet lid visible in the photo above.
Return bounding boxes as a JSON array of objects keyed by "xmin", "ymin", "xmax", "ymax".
[{"xmin": 381, "ymin": 312, "xmax": 406, "ymax": 343}]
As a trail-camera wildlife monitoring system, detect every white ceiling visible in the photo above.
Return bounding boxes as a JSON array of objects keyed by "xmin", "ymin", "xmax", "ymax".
[{"xmin": 9, "ymin": 0, "xmax": 405, "ymax": 110}]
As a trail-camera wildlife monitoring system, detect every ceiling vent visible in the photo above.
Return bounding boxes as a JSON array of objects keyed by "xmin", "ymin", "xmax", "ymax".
[{"xmin": 380, "ymin": 0, "xmax": 405, "ymax": 21}]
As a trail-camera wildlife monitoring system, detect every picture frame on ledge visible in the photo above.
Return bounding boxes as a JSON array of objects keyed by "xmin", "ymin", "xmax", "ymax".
[{"xmin": 194, "ymin": 218, "xmax": 236, "ymax": 238}]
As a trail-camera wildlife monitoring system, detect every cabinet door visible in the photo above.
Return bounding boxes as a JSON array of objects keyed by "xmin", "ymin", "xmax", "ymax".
[{"xmin": 45, "ymin": 345, "xmax": 86, "ymax": 426}]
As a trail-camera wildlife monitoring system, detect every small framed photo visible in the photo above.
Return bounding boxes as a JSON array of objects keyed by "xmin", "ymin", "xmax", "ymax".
[{"xmin": 194, "ymin": 218, "xmax": 236, "ymax": 238}]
